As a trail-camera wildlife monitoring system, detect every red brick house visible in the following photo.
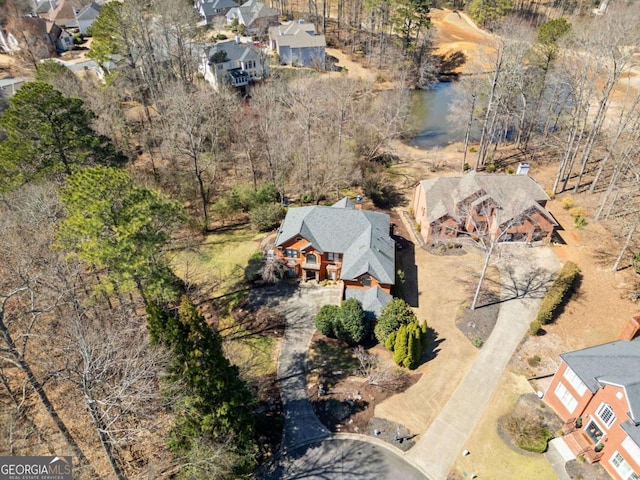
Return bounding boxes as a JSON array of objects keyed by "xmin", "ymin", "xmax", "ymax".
[
  {"xmin": 544, "ymin": 317, "xmax": 640, "ymax": 479},
  {"xmin": 274, "ymin": 198, "xmax": 394, "ymax": 317},
  {"xmin": 412, "ymin": 171, "xmax": 556, "ymax": 244}
]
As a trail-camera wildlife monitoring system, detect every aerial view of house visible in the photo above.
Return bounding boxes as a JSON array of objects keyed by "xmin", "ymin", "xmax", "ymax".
[
  {"xmin": 412, "ymin": 170, "xmax": 556, "ymax": 244},
  {"xmin": 200, "ymin": 39, "xmax": 267, "ymax": 90},
  {"xmin": 274, "ymin": 197, "xmax": 395, "ymax": 316},
  {"xmin": 269, "ymin": 20, "xmax": 326, "ymax": 68},
  {"xmin": 195, "ymin": 0, "xmax": 239, "ymax": 25},
  {"xmin": 225, "ymin": 0, "xmax": 279, "ymax": 35},
  {"xmin": 545, "ymin": 316, "xmax": 640, "ymax": 480}
]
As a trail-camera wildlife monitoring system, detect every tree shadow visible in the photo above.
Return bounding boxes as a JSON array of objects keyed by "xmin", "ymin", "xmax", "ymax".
[{"xmin": 419, "ymin": 327, "xmax": 444, "ymax": 365}]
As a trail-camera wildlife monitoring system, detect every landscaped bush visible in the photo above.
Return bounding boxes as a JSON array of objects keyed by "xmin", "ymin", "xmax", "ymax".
[
  {"xmin": 529, "ymin": 319, "xmax": 542, "ymax": 336},
  {"xmin": 374, "ymin": 298, "xmax": 416, "ymax": 344},
  {"xmin": 388, "ymin": 319, "xmax": 428, "ymax": 369},
  {"xmin": 534, "ymin": 261, "xmax": 580, "ymax": 326},
  {"xmin": 561, "ymin": 197, "xmax": 574, "ymax": 209},
  {"xmin": 314, "ymin": 300, "xmax": 368, "ymax": 345},
  {"xmin": 315, "ymin": 305, "xmax": 341, "ymax": 337}
]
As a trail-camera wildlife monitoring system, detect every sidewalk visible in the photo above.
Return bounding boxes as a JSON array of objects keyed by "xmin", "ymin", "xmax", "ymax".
[{"xmin": 406, "ymin": 246, "xmax": 559, "ymax": 479}]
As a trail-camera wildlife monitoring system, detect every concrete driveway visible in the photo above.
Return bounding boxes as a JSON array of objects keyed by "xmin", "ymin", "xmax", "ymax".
[{"xmin": 405, "ymin": 245, "xmax": 559, "ymax": 479}]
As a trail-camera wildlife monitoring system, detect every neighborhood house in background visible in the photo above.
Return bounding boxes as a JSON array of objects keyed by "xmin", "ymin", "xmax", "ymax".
[
  {"xmin": 412, "ymin": 170, "xmax": 556, "ymax": 244},
  {"xmin": 274, "ymin": 197, "xmax": 395, "ymax": 317},
  {"xmin": 225, "ymin": 0, "xmax": 279, "ymax": 36},
  {"xmin": 545, "ymin": 316, "xmax": 640, "ymax": 480},
  {"xmin": 269, "ymin": 20, "xmax": 326, "ymax": 69}
]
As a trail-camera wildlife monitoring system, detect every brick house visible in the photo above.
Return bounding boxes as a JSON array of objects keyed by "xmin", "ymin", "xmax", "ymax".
[
  {"xmin": 544, "ymin": 317, "xmax": 640, "ymax": 480},
  {"xmin": 274, "ymin": 198, "xmax": 394, "ymax": 317},
  {"xmin": 412, "ymin": 171, "xmax": 556, "ymax": 244}
]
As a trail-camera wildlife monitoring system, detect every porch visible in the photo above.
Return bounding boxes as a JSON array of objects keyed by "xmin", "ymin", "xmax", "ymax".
[{"xmin": 560, "ymin": 419, "xmax": 604, "ymax": 464}]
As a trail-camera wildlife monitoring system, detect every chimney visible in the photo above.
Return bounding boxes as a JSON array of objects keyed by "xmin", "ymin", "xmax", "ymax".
[
  {"xmin": 516, "ymin": 163, "xmax": 530, "ymax": 176},
  {"xmin": 618, "ymin": 315, "xmax": 640, "ymax": 341},
  {"xmin": 355, "ymin": 194, "xmax": 363, "ymax": 210}
]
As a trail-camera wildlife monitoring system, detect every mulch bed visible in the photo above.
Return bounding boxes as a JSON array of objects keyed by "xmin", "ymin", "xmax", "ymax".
[
  {"xmin": 456, "ymin": 302, "xmax": 500, "ymax": 346},
  {"xmin": 565, "ymin": 459, "xmax": 609, "ymax": 480}
]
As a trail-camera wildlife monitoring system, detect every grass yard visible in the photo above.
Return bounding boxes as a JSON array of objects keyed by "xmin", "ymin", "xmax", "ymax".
[
  {"xmin": 171, "ymin": 226, "xmax": 264, "ymax": 296},
  {"xmin": 452, "ymin": 371, "xmax": 557, "ymax": 480}
]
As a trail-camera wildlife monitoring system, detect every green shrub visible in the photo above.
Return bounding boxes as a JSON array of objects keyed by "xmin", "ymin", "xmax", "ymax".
[
  {"xmin": 315, "ymin": 305, "xmax": 341, "ymax": 337},
  {"xmin": 339, "ymin": 298, "xmax": 368, "ymax": 345},
  {"xmin": 374, "ymin": 298, "xmax": 416, "ymax": 344},
  {"xmin": 393, "ymin": 325, "xmax": 408, "ymax": 365},
  {"xmin": 574, "ymin": 216, "xmax": 586, "ymax": 230},
  {"xmin": 463, "ymin": 162, "xmax": 471, "ymax": 171},
  {"xmin": 506, "ymin": 166, "xmax": 515, "ymax": 174},
  {"xmin": 534, "ymin": 261, "xmax": 580, "ymax": 325},
  {"xmin": 249, "ymin": 203, "xmax": 286, "ymax": 232},
  {"xmin": 529, "ymin": 319, "xmax": 543, "ymax": 336},
  {"xmin": 515, "ymin": 426, "xmax": 554, "ymax": 453},
  {"xmin": 468, "ymin": 146, "xmax": 477, "ymax": 153},
  {"xmin": 472, "ymin": 337, "xmax": 483, "ymax": 348},
  {"xmin": 568, "ymin": 206, "xmax": 586, "ymax": 218},
  {"xmin": 486, "ymin": 163, "xmax": 497, "ymax": 173},
  {"xmin": 390, "ymin": 320, "xmax": 428, "ymax": 369},
  {"xmin": 216, "ymin": 33, "xmax": 228, "ymax": 40}
]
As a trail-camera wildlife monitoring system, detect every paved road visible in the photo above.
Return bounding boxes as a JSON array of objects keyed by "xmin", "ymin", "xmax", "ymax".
[
  {"xmin": 406, "ymin": 245, "xmax": 559, "ymax": 479},
  {"xmin": 266, "ymin": 438, "xmax": 426, "ymax": 480}
]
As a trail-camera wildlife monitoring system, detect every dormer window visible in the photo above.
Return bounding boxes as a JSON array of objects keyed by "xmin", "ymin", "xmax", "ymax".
[
  {"xmin": 327, "ymin": 252, "xmax": 341, "ymax": 262},
  {"xmin": 361, "ymin": 274, "xmax": 371, "ymax": 287}
]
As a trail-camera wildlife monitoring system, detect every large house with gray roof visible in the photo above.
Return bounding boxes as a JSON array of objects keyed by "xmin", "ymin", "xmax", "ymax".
[
  {"xmin": 269, "ymin": 20, "xmax": 326, "ymax": 68},
  {"xmin": 274, "ymin": 198, "xmax": 395, "ymax": 317},
  {"xmin": 545, "ymin": 318, "xmax": 640, "ymax": 479},
  {"xmin": 412, "ymin": 171, "xmax": 556, "ymax": 244},
  {"xmin": 200, "ymin": 40, "xmax": 268, "ymax": 90},
  {"xmin": 225, "ymin": 0, "xmax": 279, "ymax": 36}
]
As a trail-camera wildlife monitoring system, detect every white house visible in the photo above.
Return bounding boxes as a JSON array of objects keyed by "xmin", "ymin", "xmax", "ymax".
[
  {"xmin": 269, "ymin": 20, "xmax": 325, "ymax": 68},
  {"xmin": 195, "ymin": 0, "xmax": 239, "ymax": 24},
  {"xmin": 225, "ymin": 0, "xmax": 279, "ymax": 36},
  {"xmin": 200, "ymin": 39, "xmax": 268, "ymax": 90}
]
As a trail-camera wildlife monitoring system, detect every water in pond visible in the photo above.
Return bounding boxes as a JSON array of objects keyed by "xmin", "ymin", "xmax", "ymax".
[{"xmin": 407, "ymin": 81, "xmax": 463, "ymax": 149}]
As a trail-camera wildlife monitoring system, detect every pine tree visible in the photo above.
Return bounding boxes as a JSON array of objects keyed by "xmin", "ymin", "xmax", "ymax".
[{"xmin": 149, "ymin": 298, "xmax": 256, "ymax": 467}]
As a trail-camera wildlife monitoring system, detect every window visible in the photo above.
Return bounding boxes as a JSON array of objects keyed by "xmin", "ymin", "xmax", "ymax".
[
  {"xmin": 554, "ymin": 382, "xmax": 578, "ymax": 413},
  {"xmin": 305, "ymin": 253, "xmax": 317, "ymax": 264},
  {"xmin": 596, "ymin": 403, "xmax": 616, "ymax": 428},
  {"xmin": 563, "ymin": 366, "xmax": 588, "ymax": 396},
  {"xmin": 285, "ymin": 249, "xmax": 299, "ymax": 258},
  {"xmin": 361, "ymin": 275, "xmax": 372, "ymax": 287},
  {"xmin": 623, "ymin": 436, "xmax": 640, "ymax": 460},
  {"xmin": 610, "ymin": 452, "xmax": 640, "ymax": 480},
  {"xmin": 327, "ymin": 252, "xmax": 341, "ymax": 261},
  {"xmin": 585, "ymin": 420, "xmax": 603, "ymax": 444}
]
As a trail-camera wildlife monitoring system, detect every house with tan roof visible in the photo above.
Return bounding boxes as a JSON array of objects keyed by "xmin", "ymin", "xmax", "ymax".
[
  {"xmin": 412, "ymin": 170, "xmax": 556, "ymax": 244},
  {"xmin": 274, "ymin": 197, "xmax": 395, "ymax": 317}
]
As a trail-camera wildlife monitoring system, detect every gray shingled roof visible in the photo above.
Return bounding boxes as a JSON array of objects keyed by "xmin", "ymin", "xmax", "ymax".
[
  {"xmin": 228, "ymin": 0, "xmax": 277, "ymax": 27},
  {"xmin": 205, "ymin": 40, "xmax": 260, "ymax": 63},
  {"xmin": 418, "ymin": 171, "xmax": 555, "ymax": 226},
  {"xmin": 200, "ymin": 0, "xmax": 239, "ymax": 17},
  {"xmin": 275, "ymin": 199, "xmax": 395, "ymax": 284},
  {"xmin": 76, "ymin": 2, "xmax": 101, "ymax": 21},
  {"xmin": 269, "ymin": 21, "xmax": 326, "ymax": 49},
  {"xmin": 561, "ymin": 338, "xmax": 640, "ymax": 424},
  {"xmin": 344, "ymin": 286, "xmax": 392, "ymax": 318}
]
